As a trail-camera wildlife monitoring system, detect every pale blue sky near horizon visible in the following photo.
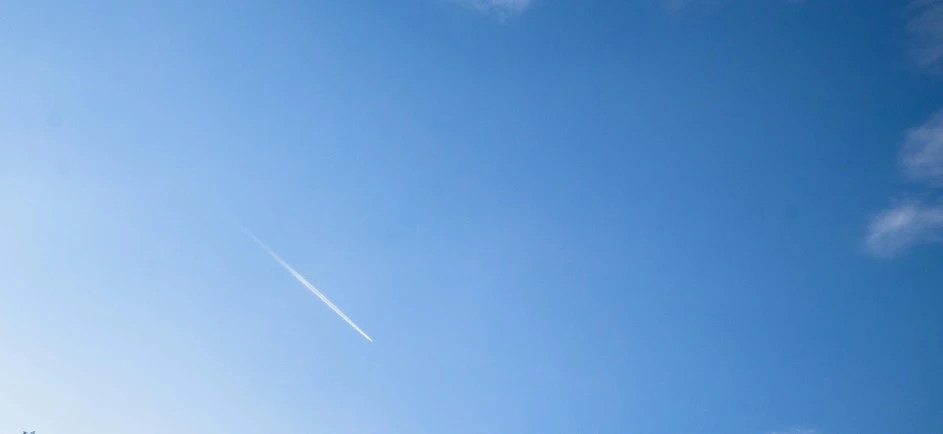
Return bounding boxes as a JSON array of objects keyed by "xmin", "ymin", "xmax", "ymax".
[{"xmin": 2, "ymin": 1, "xmax": 942, "ymax": 434}]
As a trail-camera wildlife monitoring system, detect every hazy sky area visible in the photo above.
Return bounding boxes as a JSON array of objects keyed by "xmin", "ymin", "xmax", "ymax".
[{"xmin": 2, "ymin": 1, "xmax": 942, "ymax": 433}]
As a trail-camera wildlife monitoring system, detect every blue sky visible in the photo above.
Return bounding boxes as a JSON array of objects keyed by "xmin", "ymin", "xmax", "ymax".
[{"xmin": 1, "ymin": 1, "xmax": 942, "ymax": 433}]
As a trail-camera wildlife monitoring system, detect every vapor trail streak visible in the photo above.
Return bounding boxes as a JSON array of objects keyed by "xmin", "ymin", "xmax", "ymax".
[{"xmin": 240, "ymin": 227, "xmax": 373, "ymax": 342}]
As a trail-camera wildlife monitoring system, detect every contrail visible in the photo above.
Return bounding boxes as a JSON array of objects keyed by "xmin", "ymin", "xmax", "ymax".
[{"xmin": 239, "ymin": 226, "xmax": 373, "ymax": 342}]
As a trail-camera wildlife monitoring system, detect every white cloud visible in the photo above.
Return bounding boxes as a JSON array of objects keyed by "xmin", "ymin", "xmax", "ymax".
[
  {"xmin": 865, "ymin": 108, "xmax": 943, "ymax": 258},
  {"xmin": 866, "ymin": 201, "xmax": 943, "ymax": 257},
  {"xmin": 862, "ymin": 4, "xmax": 943, "ymax": 258},
  {"xmin": 901, "ymin": 109, "xmax": 943, "ymax": 185},
  {"xmin": 455, "ymin": 0, "xmax": 532, "ymax": 16},
  {"xmin": 239, "ymin": 226, "xmax": 374, "ymax": 342},
  {"xmin": 908, "ymin": 0, "xmax": 943, "ymax": 69},
  {"xmin": 663, "ymin": 0, "xmax": 692, "ymax": 13}
]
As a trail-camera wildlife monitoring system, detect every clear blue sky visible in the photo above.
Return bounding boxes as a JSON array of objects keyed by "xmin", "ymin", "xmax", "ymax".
[{"xmin": 2, "ymin": 1, "xmax": 942, "ymax": 433}]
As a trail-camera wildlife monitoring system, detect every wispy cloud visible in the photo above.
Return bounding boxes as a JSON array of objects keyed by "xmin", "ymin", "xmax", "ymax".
[
  {"xmin": 866, "ymin": 107, "xmax": 943, "ymax": 257},
  {"xmin": 454, "ymin": 0, "xmax": 532, "ymax": 16},
  {"xmin": 908, "ymin": 0, "xmax": 943, "ymax": 70},
  {"xmin": 866, "ymin": 201, "xmax": 943, "ymax": 257},
  {"xmin": 901, "ymin": 109, "xmax": 943, "ymax": 185},
  {"xmin": 863, "ymin": 3, "xmax": 943, "ymax": 258},
  {"xmin": 240, "ymin": 226, "xmax": 373, "ymax": 342}
]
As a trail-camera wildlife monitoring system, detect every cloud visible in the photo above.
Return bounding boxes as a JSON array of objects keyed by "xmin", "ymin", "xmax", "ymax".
[
  {"xmin": 862, "ymin": 4, "xmax": 943, "ymax": 258},
  {"xmin": 455, "ymin": 0, "xmax": 532, "ymax": 16},
  {"xmin": 865, "ymin": 108, "xmax": 943, "ymax": 258},
  {"xmin": 239, "ymin": 225, "xmax": 373, "ymax": 342},
  {"xmin": 663, "ymin": 0, "xmax": 691, "ymax": 13},
  {"xmin": 866, "ymin": 201, "xmax": 943, "ymax": 257},
  {"xmin": 901, "ymin": 109, "xmax": 943, "ymax": 185},
  {"xmin": 908, "ymin": 0, "xmax": 943, "ymax": 69}
]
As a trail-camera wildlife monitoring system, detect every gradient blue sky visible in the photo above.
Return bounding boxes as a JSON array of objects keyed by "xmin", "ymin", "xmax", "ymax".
[{"xmin": 2, "ymin": 1, "xmax": 942, "ymax": 433}]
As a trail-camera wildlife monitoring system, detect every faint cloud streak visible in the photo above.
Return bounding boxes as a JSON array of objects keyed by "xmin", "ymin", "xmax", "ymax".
[
  {"xmin": 454, "ymin": 0, "xmax": 532, "ymax": 17},
  {"xmin": 866, "ymin": 108, "xmax": 943, "ymax": 257},
  {"xmin": 240, "ymin": 225, "xmax": 373, "ymax": 342},
  {"xmin": 866, "ymin": 201, "xmax": 943, "ymax": 257},
  {"xmin": 908, "ymin": 0, "xmax": 943, "ymax": 70},
  {"xmin": 901, "ymin": 109, "xmax": 943, "ymax": 185}
]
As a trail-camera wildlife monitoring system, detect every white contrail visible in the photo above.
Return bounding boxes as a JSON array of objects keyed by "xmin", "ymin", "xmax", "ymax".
[{"xmin": 239, "ymin": 226, "xmax": 373, "ymax": 342}]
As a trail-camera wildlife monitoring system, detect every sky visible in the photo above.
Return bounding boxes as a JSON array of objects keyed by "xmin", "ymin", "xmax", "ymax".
[{"xmin": 1, "ymin": 1, "xmax": 942, "ymax": 433}]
